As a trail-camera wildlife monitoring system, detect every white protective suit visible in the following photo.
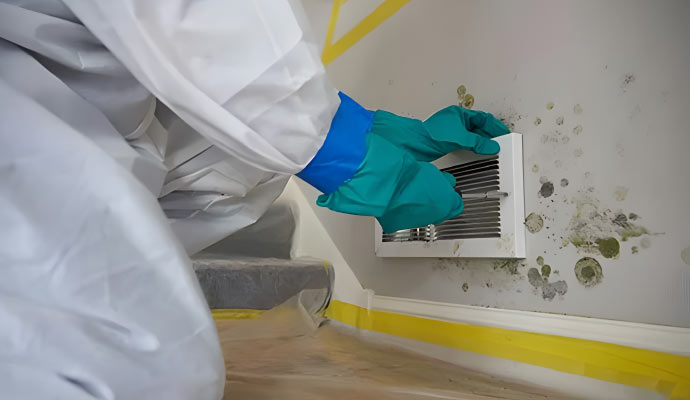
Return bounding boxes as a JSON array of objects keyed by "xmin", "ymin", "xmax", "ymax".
[{"xmin": 0, "ymin": 0, "xmax": 339, "ymax": 399}]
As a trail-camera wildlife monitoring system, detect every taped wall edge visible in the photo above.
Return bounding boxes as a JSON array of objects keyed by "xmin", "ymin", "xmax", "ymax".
[{"xmin": 325, "ymin": 300, "xmax": 690, "ymax": 399}]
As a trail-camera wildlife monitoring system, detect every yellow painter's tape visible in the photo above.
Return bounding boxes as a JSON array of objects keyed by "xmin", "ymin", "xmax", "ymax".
[
  {"xmin": 211, "ymin": 308, "xmax": 266, "ymax": 320},
  {"xmin": 325, "ymin": 300, "xmax": 690, "ymax": 399},
  {"xmin": 322, "ymin": 0, "xmax": 413, "ymax": 66}
]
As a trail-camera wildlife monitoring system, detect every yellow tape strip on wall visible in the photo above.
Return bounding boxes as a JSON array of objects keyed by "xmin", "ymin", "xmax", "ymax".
[
  {"xmin": 322, "ymin": 0, "xmax": 413, "ymax": 66},
  {"xmin": 325, "ymin": 300, "xmax": 690, "ymax": 399}
]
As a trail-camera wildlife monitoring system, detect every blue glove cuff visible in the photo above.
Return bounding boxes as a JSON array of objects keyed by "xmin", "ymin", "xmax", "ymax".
[{"xmin": 297, "ymin": 92, "xmax": 373, "ymax": 194}]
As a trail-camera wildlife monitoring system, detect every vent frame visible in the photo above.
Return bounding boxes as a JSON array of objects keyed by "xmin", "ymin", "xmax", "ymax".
[{"xmin": 374, "ymin": 133, "xmax": 525, "ymax": 259}]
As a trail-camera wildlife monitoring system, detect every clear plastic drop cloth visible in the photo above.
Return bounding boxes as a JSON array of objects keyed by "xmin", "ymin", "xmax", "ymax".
[{"xmin": 216, "ymin": 295, "xmax": 571, "ymax": 400}]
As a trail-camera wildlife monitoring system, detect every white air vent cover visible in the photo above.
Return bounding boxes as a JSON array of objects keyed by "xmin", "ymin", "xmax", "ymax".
[{"xmin": 375, "ymin": 133, "xmax": 525, "ymax": 258}]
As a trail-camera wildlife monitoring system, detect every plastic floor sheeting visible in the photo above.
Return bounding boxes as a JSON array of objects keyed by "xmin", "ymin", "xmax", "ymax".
[{"xmin": 217, "ymin": 300, "xmax": 571, "ymax": 400}]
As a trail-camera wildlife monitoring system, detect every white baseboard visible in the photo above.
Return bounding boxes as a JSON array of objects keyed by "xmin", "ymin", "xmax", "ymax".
[{"xmin": 373, "ymin": 295, "xmax": 690, "ymax": 356}]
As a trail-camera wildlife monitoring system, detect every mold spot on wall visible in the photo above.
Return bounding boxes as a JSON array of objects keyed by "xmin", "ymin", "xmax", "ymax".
[
  {"xmin": 631, "ymin": 246, "xmax": 639, "ymax": 255},
  {"xmin": 527, "ymin": 268, "xmax": 567, "ymax": 300},
  {"xmin": 536, "ymin": 256, "xmax": 544, "ymax": 266},
  {"xmin": 538, "ymin": 181, "xmax": 555, "ymax": 198},
  {"xmin": 532, "ymin": 164, "xmax": 539, "ymax": 173},
  {"xmin": 540, "ymin": 130, "xmax": 565, "ymax": 145},
  {"xmin": 527, "ymin": 268, "xmax": 543, "ymax": 288},
  {"xmin": 614, "ymin": 186, "xmax": 629, "ymax": 201},
  {"xmin": 628, "ymin": 213, "xmax": 639, "ymax": 221},
  {"xmin": 595, "ymin": 237, "xmax": 620, "ymax": 259},
  {"xmin": 573, "ymin": 104, "xmax": 583, "ymax": 115},
  {"xmin": 546, "ymin": 101, "xmax": 555, "ymax": 110},
  {"xmin": 462, "ymin": 282, "xmax": 469, "ymax": 292},
  {"xmin": 534, "ymin": 117, "xmax": 542, "ymax": 126},
  {"xmin": 560, "ymin": 178, "xmax": 569, "ymax": 187},
  {"xmin": 456, "ymin": 85, "xmax": 475, "ymax": 109},
  {"xmin": 617, "ymin": 218, "xmax": 649, "ymax": 242},
  {"xmin": 542, "ymin": 280, "xmax": 568, "ymax": 301},
  {"xmin": 525, "ymin": 212, "xmax": 544, "ymax": 233},
  {"xmin": 621, "ymin": 73, "xmax": 636, "ymax": 92},
  {"xmin": 492, "ymin": 260, "xmax": 522, "ymax": 275},
  {"xmin": 574, "ymin": 257, "xmax": 603, "ymax": 287},
  {"xmin": 462, "ymin": 94, "xmax": 475, "ymax": 109},
  {"xmin": 567, "ymin": 192, "xmax": 654, "ymax": 256},
  {"xmin": 573, "ymin": 148, "xmax": 584, "ymax": 157},
  {"xmin": 573, "ymin": 125, "xmax": 583, "ymax": 135},
  {"xmin": 493, "ymin": 104, "xmax": 525, "ymax": 131},
  {"xmin": 682, "ymin": 246, "xmax": 690, "ymax": 266},
  {"xmin": 541, "ymin": 264, "xmax": 552, "ymax": 278},
  {"xmin": 556, "ymin": 116, "xmax": 565, "ymax": 125}
]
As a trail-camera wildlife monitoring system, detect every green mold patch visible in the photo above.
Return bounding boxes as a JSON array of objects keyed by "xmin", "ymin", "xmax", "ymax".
[
  {"xmin": 536, "ymin": 256, "xmax": 544, "ymax": 266},
  {"xmin": 456, "ymin": 85, "xmax": 474, "ymax": 109},
  {"xmin": 546, "ymin": 101, "xmax": 555, "ymax": 110},
  {"xmin": 619, "ymin": 225, "xmax": 649, "ymax": 241},
  {"xmin": 567, "ymin": 192, "xmax": 656, "ymax": 258},
  {"xmin": 595, "ymin": 237, "xmax": 620, "ymax": 259},
  {"xmin": 541, "ymin": 264, "xmax": 552, "ymax": 278},
  {"xmin": 574, "ymin": 257, "xmax": 603, "ymax": 288},
  {"xmin": 573, "ymin": 104, "xmax": 583, "ymax": 114},
  {"xmin": 462, "ymin": 94, "xmax": 475, "ymax": 109}
]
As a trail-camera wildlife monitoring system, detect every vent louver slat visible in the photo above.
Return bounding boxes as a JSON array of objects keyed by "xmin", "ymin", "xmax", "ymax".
[{"xmin": 382, "ymin": 155, "xmax": 501, "ymax": 242}]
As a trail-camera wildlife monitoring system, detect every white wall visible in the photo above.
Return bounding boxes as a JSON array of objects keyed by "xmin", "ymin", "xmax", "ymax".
[{"xmin": 301, "ymin": 0, "xmax": 690, "ymax": 327}]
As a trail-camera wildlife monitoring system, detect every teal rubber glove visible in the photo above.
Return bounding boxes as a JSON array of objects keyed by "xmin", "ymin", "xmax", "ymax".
[
  {"xmin": 317, "ymin": 133, "xmax": 465, "ymax": 232},
  {"xmin": 298, "ymin": 94, "xmax": 510, "ymax": 233},
  {"xmin": 372, "ymin": 106, "xmax": 510, "ymax": 162}
]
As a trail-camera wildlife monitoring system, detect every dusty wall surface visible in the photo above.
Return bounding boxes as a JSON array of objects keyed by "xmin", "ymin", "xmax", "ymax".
[{"xmin": 301, "ymin": 0, "xmax": 690, "ymax": 327}]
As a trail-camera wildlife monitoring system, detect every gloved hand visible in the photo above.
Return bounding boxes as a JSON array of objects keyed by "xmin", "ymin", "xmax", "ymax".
[{"xmin": 297, "ymin": 93, "xmax": 510, "ymax": 233}]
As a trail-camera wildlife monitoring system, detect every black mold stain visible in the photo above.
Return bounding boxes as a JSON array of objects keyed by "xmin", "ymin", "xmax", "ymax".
[
  {"xmin": 621, "ymin": 73, "xmax": 636, "ymax": 92},
  {"xmin": 542, "ymin": 280, "xmax": 567, "ymax": 301},
  {"xmin": 527, "ymin": 268, "xmax": 543, "ymax": 288},
  {"xmin": 527, "ymin": 268, "xmax": 567, "ymax": 300},
  {"xmin": 462, "ymin": 282, "xmax": 469, "ymax": 292},
  {"xmin": 539, "ymin": 181, "xmax": 555, "ymax": 198},
  {"xmin": 560, "ymin": 178, "xmax": 569, "ymax": 187}
]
